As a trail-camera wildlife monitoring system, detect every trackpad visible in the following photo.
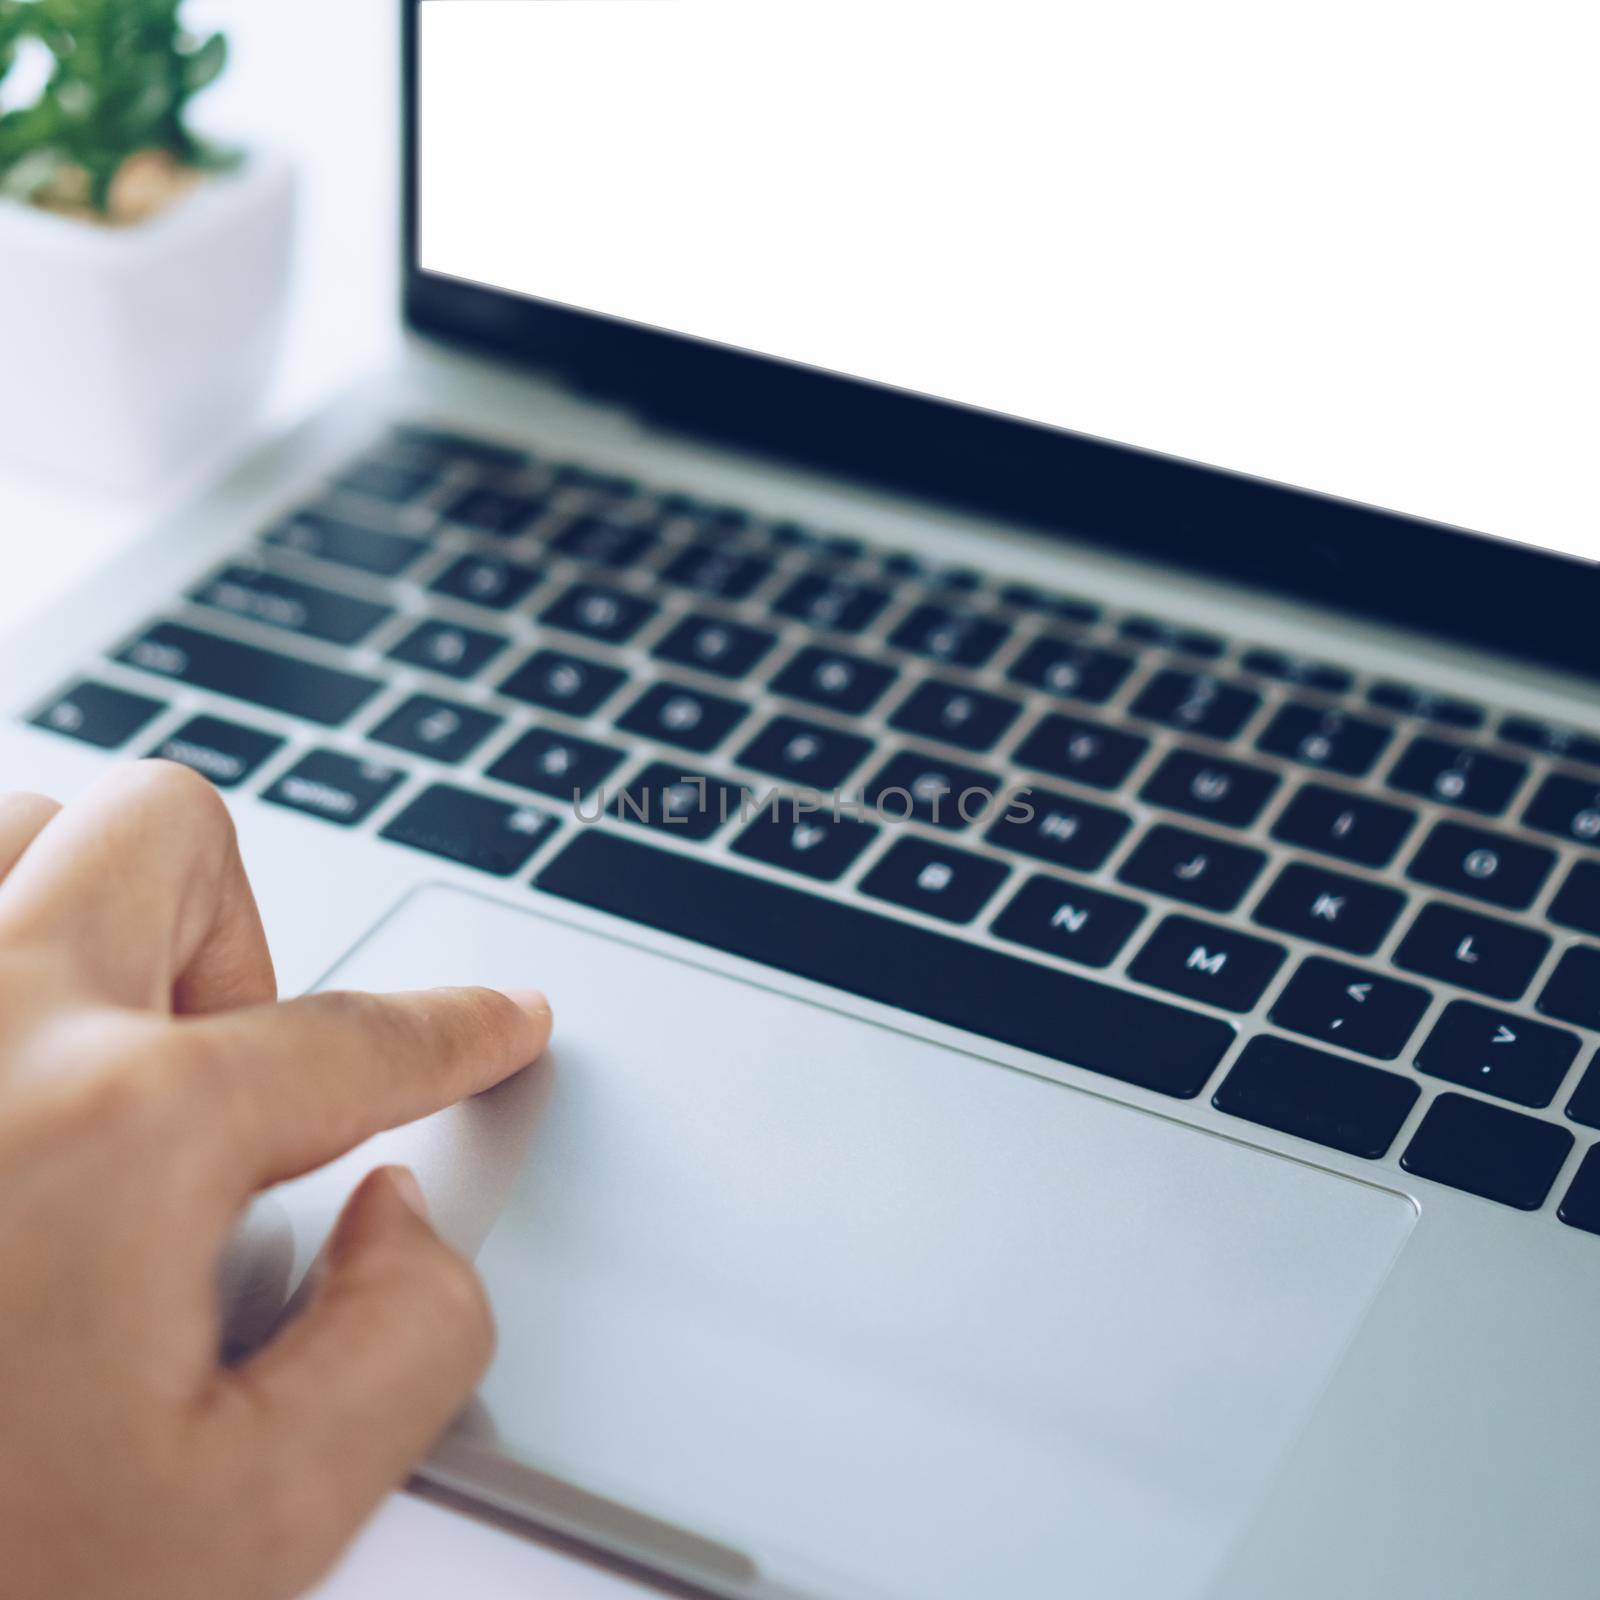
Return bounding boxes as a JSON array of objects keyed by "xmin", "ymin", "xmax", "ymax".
[{"xmin": 300, "ymin": 886, "xmax": 1415, "ymax": 1600}]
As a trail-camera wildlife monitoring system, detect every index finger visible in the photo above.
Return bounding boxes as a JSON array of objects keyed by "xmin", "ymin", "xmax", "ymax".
[{"xmin": 182, "ymin": 985, "xmax": 552, "ymax": 1195}]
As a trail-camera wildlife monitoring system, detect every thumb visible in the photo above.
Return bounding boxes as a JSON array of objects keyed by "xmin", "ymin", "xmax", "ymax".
[{"xmin": 224, "ymin": 1167, "xmax": 495, "ymax": 1582}]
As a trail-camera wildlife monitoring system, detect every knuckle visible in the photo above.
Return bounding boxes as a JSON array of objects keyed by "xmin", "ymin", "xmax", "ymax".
[
  {"xmin": 122, "ymin": 755, "xmax": 228, "ymax": 817},
  {"xmin": 59, "ymin": 1030, "xmax": 183, "ymax": 1140},
  {"xmin": 120, "ymin": 759, "xmax": 241, "ymax": 863},
  {"xmin": 318, "ymin": 987, "xmax": 389, "ymax": 1038}
]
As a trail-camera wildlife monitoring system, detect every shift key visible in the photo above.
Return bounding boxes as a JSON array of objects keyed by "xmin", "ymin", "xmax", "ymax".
[{"xmin": 117, "ymin": 621, "xmax": 382, "ymax": 727}]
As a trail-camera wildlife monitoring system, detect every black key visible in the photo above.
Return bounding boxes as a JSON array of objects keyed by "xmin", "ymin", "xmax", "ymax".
[
  {"xmin": 1401, "ymin": 1093, "xmax": 1573, "ymax": 1211},
  {"xmin": 616, "ymin": 682, "xmax": 747, "ymax": 754},
  {"xmin": 148, "ymin": 715, "xmax": 283, "ymax": 789},
  {"xmin": 731, "ymin": 807, "xmax": 879, "ymax": 883},
  {"xmin": 1117, "ymin": 825, "xmax": 1266, "ymax": 913},
  {"xmin": 265, "ymin": 509, "xmax": 426, "ymax": 578},
  {"xmin": 819, "ymin": 534, "xmax": 865, "ymax": 563},
  {"xmin": 928, "ymin": 566, "xmax": 982, "ymax": 593},
  {"xmin": 381, "ymin": 784, "xmax": 557, "ymax": 877},
  {"xmin": 770, "ymin": 647, "xmax": 897, "ymax": 715},
  {"xmin": 991, "ymin": 875, "xmax": 1148, "ymax": 969},
  {"xmin": 1129, "ymin": 671, "xmax": 1261, "ymax": 742},
  {"xmin": 488, "ymin": 728, "xmax": 625, "ymax": 801},
  {"xmin": 657, "ymin": 495, "xmax": 749, "ymax": 535},
  {"xmin": 1119, "ymin": 618, "xmax": 1224, "ymax": 660},
  {"xmin": 1043, "ymin": 594, "xmax": 1101, "ymax": 626},
  {"xmin": 652, "ymin": 615, "xmax": 776, "ymax": 680},
  {"xmin": 1140, "ymin": 749, "xmax": 1280, "ymax": 828},
  {"xmin": 1499, "ymin": 717, "xmax": 1600, "ymax": 771},
  {"xmin": 1129, "ymin": 915, "xmax": 1286, "ymax": 1012},
  {"xmin": 1394, "ymin": 903, "xmax": 1551, "ymax": 1000},
  {"xmin": 881, "ymin": 552, "xmax": 928, "ymax": 580},
  {"xmin": 190, "ymin": 565, "xmax": 391, "ymax": 646},
  {"xmin": 1007, "ymin": 638, "xmax": 1135, "ymax": 705},
  {"xmin": 1367, "ymin": 682, "xmax": 1484, "ymax": 730},
  {"xmin": 387, "ymin": 620, "xmax": 509, "ymax": 681},
  {"xmin": 984, "ymin": 788, "xmax": 1131, "ymax": 873},
  {"xmin": 540, "ymin": 583, "xmax": 657, "ymax": 646},
  {"xmin": 537, "ymin": 831, "xmax": 1233, "ymax": 1098},
  {"xmin": 772, "ymin": 572, "xmax": 889, "ymax": 634},
  {"xmin": 1550, "ymin": 861, "xmax": 1600, "ymax": 937},
  {"xmin": 1239, "ymin": 650, "xmax": 1353, "ymax": 695},
  {"xmin": 864, "ymin": 752, "xmax": 1000, "ymax": 832},
  {"xmin": 1268, "ymin": 958, "xmax": 1431, "ymax": 1060},
  {"xmin": 1522, "ymin": 773, "xmax": 1600, "ymax": 849},
  {"xmin": 1387, "ymin": 737, "xmax": 1528, "ymax": 816},
  {"xmin": 660, "ymin": 543, "xmax": 773, "ymax": 601},
  {"xmin": 549, "ymin": 514, "xmax": 658, "ymax": 570},
  {"xmin": 767, "ymin": 521, "xmax": 821, "ymax": 552},
  {"xmin": 1213, "ymin": 1036, "xmax": 1419, "ymax": 1159},
  {"xmin": 500, "ymin": 650, "xmax": 627, "ymax": 717},
  {"xmin": 369, "ymin": 694, "xmax": 502, "ymax": 765},
  {"xmin": 30, "ymin": 680, "xmax": 165, "ymax": 749},
  {"xmin": 1417, "ymin": 1002, "xmax": 1580, "ymax": 1108},
  {"xmin": 1271, "ymin": 783, "xmax": 1416, "ymax": 868},
  {"xmin": 442, "ymin": 486, "xmax": 545, "ymax": 538},
  {"xmin": 1559, "ymin": 1147, "xmax": 1600, "ymax": 1236},
  {"xmin": 888, "ymin": 604, "xmax": 1008, "ymax": 668},
  {"xmin": 117, "ymin": 622, "xmax": 381, "ymax": 727},
  {"xmin": 1406, "ymin": 821, "xmax": 1555, "ymax": 911},
  {"xmin": 261, "ymin": 749, "xmax": 405, "ymax": 827},
  {"xmin": 889, "ymin": 680, "xmax": 1022, "ymax": 753},
  {"xmin": 335, "ymin": 456, "xmax": 437, "ymax": 505},
  {"xmin": 430, "ymin": 554, "xmax": 541, "ymax": 611},
  {"xmin": 736, "ymin": 716, "xmax": 873, "ymax": 789},
  {"xmin": 1567, "ymin": 1057, "xmax": 1600, "ymax": 1130},
  {"xmin": 1538, "ymin": 946, "xmax": 1600, "ymax": 1030},
  {"xmin": 1252, "ymin": 862, "xmax": 1406, "ymax": 955},
  {"xmin": 859, "ymin": 838, "xmax": 1008, "ymax": 924},
  {"xmin": 610, "ymin": 763, "xmax": 747, "ymax": 841},
  {"xmin": 1256, "ymin": 704, "xmax": 1392, "ymax": 777},
  {"xmin": 1014, "ymin": 713, "xmax": 1149, "ymax": 791},
  {"xmin": 761, "ymin": 528, "xmax": 825, "ymax": 560}
]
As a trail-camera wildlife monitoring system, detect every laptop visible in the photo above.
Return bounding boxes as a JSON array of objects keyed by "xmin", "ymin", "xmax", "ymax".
[{"xmin": 4, "ymin": 4, "xmax": 1598, "ymax": 1597}]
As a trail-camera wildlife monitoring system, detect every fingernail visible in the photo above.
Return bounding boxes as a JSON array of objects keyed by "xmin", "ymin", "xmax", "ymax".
[
  {"xmin": 502, "ymin": 988, "xmax": 552, "ymax": 1025},
  {"xmin": 386, "ymin": 1166, "xmax": 430, "ymax": 1220}
]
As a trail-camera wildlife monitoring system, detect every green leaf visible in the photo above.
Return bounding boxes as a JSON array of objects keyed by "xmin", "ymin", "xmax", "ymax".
[{"xmin": 181, "ymin": 30, "xmax": 224, "ymax": 94}]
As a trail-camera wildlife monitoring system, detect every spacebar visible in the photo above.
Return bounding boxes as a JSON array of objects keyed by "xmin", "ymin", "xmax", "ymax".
[{"xmin": 536, "ymin": 831, "xmax": 1235, "ymax": 1099}]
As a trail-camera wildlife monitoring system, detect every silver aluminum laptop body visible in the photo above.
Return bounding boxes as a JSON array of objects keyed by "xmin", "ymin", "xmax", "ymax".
[
  {"xmin": 4, "ymin": 6, "xmax": 1599, "ymax": 1596},
  {"xmin": 2, "ymin": 350, "xmax": 1596, "ymax": 1600}
]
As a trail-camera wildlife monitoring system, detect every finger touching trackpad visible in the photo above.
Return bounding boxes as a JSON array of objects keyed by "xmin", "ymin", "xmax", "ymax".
[{"xmin": 301, "ymin": 885, "xmax": 1416, "ymax": 1600}]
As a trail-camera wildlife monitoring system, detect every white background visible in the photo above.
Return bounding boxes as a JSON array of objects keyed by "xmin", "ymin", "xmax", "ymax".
[
  {"xmin": 0, "ymin": 2, "xmax": 1595, "ymax": 1596},
  {"xmin": 421, "ymin": 0, "xmax": 1598, "ymax": 564}
]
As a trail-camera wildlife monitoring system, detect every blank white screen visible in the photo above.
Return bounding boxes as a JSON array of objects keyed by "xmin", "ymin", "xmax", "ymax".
[{"xmin": 419, "ymin": 1, "xmax": 1597, "ymax": 563}]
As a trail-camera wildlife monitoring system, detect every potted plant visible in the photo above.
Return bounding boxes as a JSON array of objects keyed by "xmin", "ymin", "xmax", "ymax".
[{"xmin": 0, "ymin": 0, "xmax": 294, "ymax": 487}]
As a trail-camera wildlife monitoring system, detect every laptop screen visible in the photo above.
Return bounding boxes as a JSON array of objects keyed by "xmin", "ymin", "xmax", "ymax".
[{"xmin": 417, "ymin": 1, "xmax": 1592, "ymax": 568}]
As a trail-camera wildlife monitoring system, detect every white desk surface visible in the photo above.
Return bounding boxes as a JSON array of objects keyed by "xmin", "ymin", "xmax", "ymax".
[{"xmin": 0, "ymin": 4, "xmax": 1590, "ymax": 1594}]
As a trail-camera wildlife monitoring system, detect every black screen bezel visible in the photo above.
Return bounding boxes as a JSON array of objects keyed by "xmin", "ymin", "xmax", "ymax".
[{"xmin": 402, "ymin": 1, "xmax": 1598, "ymax": 685}]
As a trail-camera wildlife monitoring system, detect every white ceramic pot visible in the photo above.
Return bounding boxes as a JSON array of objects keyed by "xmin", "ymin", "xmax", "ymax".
[{"xmin": 0, "ymin": 150, "xmax": 295, "ymax": 489}]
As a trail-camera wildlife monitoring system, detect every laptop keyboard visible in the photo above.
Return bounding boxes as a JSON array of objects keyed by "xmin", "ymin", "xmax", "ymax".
[{"xmin": 21, "ymin": 423, "xmax": 1600, "ymax": 1235}]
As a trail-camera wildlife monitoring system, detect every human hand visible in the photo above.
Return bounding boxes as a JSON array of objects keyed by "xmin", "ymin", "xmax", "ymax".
[{"xmin": 0, "ymin": 762, "xmax": 552, "ymax": 1600}]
